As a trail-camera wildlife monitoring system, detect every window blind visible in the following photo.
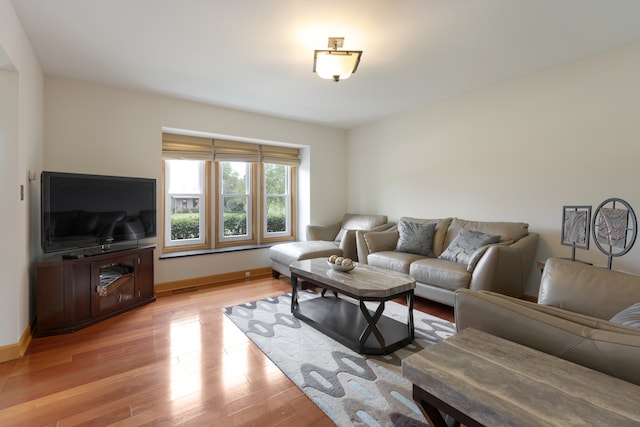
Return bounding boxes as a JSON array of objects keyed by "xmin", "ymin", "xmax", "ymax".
[
  {"xmin": 260, "ymin": 145, "xmax": 301, "ymax": 166},
  {"xmin": 162, "ymin": 133, "xmax": 213, "ymax": 160},
  {"xmin": 162, "ymin": 132, "xmax": 300, "ymax": 165},
  {"xmin": 213, "ymin": 139, "xmax": 261, "ymax": 163}
]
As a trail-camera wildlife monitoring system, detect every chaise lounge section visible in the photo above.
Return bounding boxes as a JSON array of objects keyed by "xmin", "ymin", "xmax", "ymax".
[
  {"xmin": 356, "ymin": 217, "xmax": 539, "ymax": 306},
  {"xmin": 270, "ymin": 213, "xmax": 391, "ymax": 278}
]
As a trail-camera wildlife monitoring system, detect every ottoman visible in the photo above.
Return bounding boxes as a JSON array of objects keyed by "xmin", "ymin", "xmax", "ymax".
[{"xmin": 270, "ymin": 240, "xmax": 342, "ymax": 278}]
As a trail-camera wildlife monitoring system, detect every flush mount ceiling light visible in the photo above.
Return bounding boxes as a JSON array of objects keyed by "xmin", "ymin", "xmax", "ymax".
[{"xmin": 313, "ymin": 37, "xmax": 362, "ymax": 82}]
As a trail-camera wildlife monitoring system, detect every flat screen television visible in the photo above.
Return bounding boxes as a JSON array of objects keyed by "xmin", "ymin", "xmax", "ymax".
[{"xmin": 41, "ymin": 171, "xmax": 157, "ymax": 254}]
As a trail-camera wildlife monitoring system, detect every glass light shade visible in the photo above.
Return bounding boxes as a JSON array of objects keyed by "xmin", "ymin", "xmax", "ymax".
[{"xmin": 314, "ymin": 50, "xmax": 362, "ymax": 81}]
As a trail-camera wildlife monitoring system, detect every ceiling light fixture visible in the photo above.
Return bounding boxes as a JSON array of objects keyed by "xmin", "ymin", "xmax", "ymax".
[{"xmin": 313, "ymin": 37, "xmax": 362, "ymax": 82}]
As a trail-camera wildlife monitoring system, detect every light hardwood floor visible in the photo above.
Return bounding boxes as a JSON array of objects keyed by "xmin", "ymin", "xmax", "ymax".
[{"xmin": 0, "ymin": 276, "xmax": 454, "ymax": 426}]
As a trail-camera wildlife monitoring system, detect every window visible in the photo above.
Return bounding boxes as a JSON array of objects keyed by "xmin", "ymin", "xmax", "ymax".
[
  {"xmin": 163, "ymin": 159, "xmax": 210, "ymax": 252},
  {"xmin": 216, "ymin": 161, "xmax": 257, "ymax": 246},
  {"xmin": 262, "ymin": 163, "xmax": 296, "ymax": 242},
  {"xmin": 161, "ymin": 133, "xmax": 299, "ymax": 254}
]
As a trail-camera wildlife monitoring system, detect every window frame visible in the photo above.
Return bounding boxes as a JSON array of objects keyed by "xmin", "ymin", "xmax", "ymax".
[
  {"xmin": 161, "ymin": 159, "xmax": 211, "ymax": 253},
  {"xmin": 161, "ymin": 133, "xmax": 299, "ymax": 255},
  {"xmin": 261, "ymin": 163, "xmax": 297, "ymax": 243},
  {"xmin": 215, "ymin": 161, "xmax": 258, "ymax": 247}
]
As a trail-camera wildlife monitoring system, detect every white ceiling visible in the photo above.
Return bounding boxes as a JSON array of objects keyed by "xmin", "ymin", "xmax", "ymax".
[{"xmin": 11, "ymin": 0, "xmax": 640, "ymax": 129}]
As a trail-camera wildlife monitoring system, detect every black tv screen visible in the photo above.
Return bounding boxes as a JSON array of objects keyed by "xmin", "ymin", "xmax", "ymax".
[{"xmin": 41, "ymin": 171, "xmax": 157, "ymax": 253}]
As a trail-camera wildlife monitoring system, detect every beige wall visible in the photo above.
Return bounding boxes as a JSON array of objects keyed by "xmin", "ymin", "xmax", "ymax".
[
  {"xmin": 0, "ymin": 67, "xmax": 20, "ymax": 346},
  {"xmin": 0, "ymin": 0, "xmax": 44, "ymax": 347},
  {"xmin": 44, "ymin": 77, "xmax": 348, "ymax": 285},
  {"xmin": 348, "ymin": 43, "xmax": 640, "ymax": 295}
]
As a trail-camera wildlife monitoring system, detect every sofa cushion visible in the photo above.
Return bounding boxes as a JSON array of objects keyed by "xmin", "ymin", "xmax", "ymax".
[
  {"xmin": 610, "ymin": 303, "xmax": 640, "ymax": 328},
  {"xmin": 439, "ymin": 229, "xmax": 501, "ymax": 264},
  {"xmin": 399, "ymin": 217, "xmax": 452, "ymax": 257},
  {"xmin": 410, "ymin": 258, "xmax": 471, "ymax": 291},
  {"xmin": 396, "ymin": 219, "xmax": 437, "ymax": 257},
  {"xmin": 539, "ymin": 258, "xmax": 640, "ymax": 320},
  {"xmin": 367, "ymin": 251, "xmax": 425, "ymax": 274},
  {"xmin": 444, "ymin": 218, "xmax": 528, "ymax": 249}
]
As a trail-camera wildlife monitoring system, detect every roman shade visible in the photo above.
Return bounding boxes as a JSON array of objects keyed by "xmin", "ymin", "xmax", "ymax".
[
  {"xmin": 161, "ymin": 133, "xmax": 213, "ymax": 160},
  {"xmin": 260, "ymin": 145, "xmax": 301, "ymax": 166},
  {"xmin": 213, "ymin": 139, "xmax": 260, "ymax": 163},
  {"xmin": 162, "ymin": 132, "xmax": 300, "ymax": 166}
]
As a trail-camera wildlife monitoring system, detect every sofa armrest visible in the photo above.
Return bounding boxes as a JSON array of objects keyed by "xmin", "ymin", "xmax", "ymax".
[
  {"xmin": 355, "ymin": 231, "xmax": 369, "ymax": 264},
  {"xmin": 339, "ymin": 229, "xmax": 358, "ymax": 261},
  {"xmin": 468, "ymin": 232, "xmax": 539, "ymax": 298},
  {"xmin": 306, "ymin": 221, "xmax": 341, "ymax": 241}
]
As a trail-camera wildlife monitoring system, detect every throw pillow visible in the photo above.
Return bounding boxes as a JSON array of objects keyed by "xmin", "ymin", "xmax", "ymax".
[
  {"xmin": 609, "ymin": 303, "xmax": 640, "ymax": 328},
  {"xmin": 396, "ymin": 220, "xmax": 437, "ymax": 257},
  {"xmin": 439, "ymin": 229, "xmax": 501, "ymax": 265}
]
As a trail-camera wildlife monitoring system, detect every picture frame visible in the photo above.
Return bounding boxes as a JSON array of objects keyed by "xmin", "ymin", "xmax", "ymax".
[
  {"xmin": 561, "ymin": 205, "xmax": 591, "ymax": 252},
  {"xmin": 591, "ymin": 197, "xmax": 637, "ymax": 269}
]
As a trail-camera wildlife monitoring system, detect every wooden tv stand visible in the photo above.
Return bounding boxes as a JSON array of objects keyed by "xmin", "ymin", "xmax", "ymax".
[{"xmin": 33, "ymin": 245, "xmax": 156, "ymax": 337}]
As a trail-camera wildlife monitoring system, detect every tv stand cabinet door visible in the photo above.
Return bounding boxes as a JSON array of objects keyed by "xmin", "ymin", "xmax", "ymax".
[
  {"xmin": 35, "ymin": 264, "xmax": 66, "ymax": 335},
  {"xmin": 34, "ymin": 261, "xmax": 91, "ymax": 336},
  {"xmin": 91, "ymin": 254, "xmax": 139, "ymax": 318}
]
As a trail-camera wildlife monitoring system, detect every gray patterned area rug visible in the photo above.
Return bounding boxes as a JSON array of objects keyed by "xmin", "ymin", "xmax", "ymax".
[{"xmin": 223, "ymin": 290, "xmax": 456, "ymax": 427}]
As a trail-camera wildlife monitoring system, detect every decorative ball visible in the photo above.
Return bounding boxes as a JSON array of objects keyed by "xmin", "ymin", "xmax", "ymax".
[{"xmin": 328, "ymin": 255, "xmax": 338, "ymax": 263}]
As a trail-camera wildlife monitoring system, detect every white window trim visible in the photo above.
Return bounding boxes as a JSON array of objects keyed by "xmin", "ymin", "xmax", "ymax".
[
  {"xmin": 163, "ymin": 160, "xmax": 208, "ymax": 251},
  {"xmin": 217, "ymin": 162, "xmax": 254, "ymax": 244},
  {"xmin": 162, "ymin": 132, "xmax": 299, "ymax": 254},
  {"xmin": 263, "ymin": 164, "xmax": 292, "ymax": 238}
]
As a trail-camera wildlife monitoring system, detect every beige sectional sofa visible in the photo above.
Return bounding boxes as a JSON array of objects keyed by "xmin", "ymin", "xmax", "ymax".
[
  {"xmin": 356, "ymin": 217, "xmax": 539, "ymax": 306},
  {"xmin": 455, "ymin": 257, "xmax": 640, "ymax": 385}
]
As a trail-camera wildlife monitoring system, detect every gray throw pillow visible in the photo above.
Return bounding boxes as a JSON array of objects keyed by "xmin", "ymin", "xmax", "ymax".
[
  {"xmin": 396, "ymin": 220, "xmax": 437, "ymax": 257},
  {"xmin": 609, "ymin": 303, "xmax": 640, "ymax": 328},
  {"xmin": 439, "ymin": 229, "xmax": 501, "ymax": 264}
]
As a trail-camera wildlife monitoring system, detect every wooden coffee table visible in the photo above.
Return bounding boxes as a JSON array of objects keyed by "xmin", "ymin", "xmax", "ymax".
[
  {"xmin": 402, "ymin": 328, "xmax": 640, "ymax": 427},
  {"xmin": 289, "ymin": 258, "xmax": 415, "ymax": 355}
]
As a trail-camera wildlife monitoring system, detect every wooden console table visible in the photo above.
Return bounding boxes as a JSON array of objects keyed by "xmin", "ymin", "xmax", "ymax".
[{"xmin": 402, "ymin": 328, "xmax": 640, "ymax": 427}]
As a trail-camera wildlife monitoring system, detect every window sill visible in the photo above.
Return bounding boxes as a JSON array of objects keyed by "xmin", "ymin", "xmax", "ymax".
[{"xmin": 159, "ymin": 242, "xmax": 284, "ymax": 260}]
